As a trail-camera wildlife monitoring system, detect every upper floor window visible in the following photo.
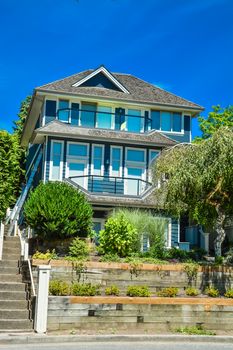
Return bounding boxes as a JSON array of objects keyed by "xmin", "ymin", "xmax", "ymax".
[
  {"xmin": 126, "ymin": 149, "xmax": 145, "ymax": 163},
  {"xmin": 110, "ymin": 146, "xmax": 122, "ymax": 177},
  {"xmin": 151, "ymin": 110, "xmax": 183, "ymax": 133},
  {"xmin": 96, "ymin": 106, "xmax": 112, "ymax": 129},
  {"xmin": 58, "ymin": 100, "xmax": 69, "ymax": 122},
  {"xmin": 92, "ymin": 145, "xmax": 104, "ymax": 176}
]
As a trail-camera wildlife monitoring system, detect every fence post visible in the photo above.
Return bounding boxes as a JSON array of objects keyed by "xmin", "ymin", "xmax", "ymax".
[{"xmin": 34, "ymin": 265, "xmax": 51, "ymax": 333}]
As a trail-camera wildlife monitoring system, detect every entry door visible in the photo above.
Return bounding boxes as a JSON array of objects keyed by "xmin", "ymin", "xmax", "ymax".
[
  {"xmin": 67, "ymin": 161, "xmax": 88, "ymax": 189},
  {"xmin": 125, "ymin": 166, "xmax": 146, "ymax": 195}
]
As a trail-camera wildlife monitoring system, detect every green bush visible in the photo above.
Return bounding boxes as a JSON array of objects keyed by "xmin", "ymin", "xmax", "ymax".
[
  {"xmin": 224, "ymin": 289, "xmax": 233, "ymax": 298},
  {"xmin": 24, "ymin": 182, "xmax": 93, "ymax": 240},
  {"xmin": 185, "ymin": 287, "xmax": 199, "ymax": 296},
  {"xmin": 183, "ymin": 262, "xmax": 199, "ymax": 286},
  {"xmin": 68, "ymin": 238, "xmax": 89, "ymax": 258},
  {"xmin": 167, "ymin": 247, "xmax": 191, "ymax": 262},
  {"xmin": 157, "ymin": 287, "xmax": 179, "ymax": 297},
  {"xmin": 205, "ymin": 286, "xmax": 219, "ymax": 297},
  {"xmin": 71, "ymin": 283, "xmax": 101, "ymax": 296},
  {"xmin": 99, "ymin": 253, "xmax": 121, "ymax": 263},
  {"xmin": 49, "ymin": 280, "xmax": 70, "ymax": 296},
  {"xmin": 111, "ymin": 209, "xmax": 167, "ymax": 258},
  {"xmin": 126, "ymin": 285, "xmax": 151, "ymax": 297},
  {"xmin": 99, "ymin": 214, "xmax": 138, "ymax": 257},
  {"xmin": 225, "ymin": 248, "xmax": 233, "ymax": 264},
  {"xmin": 32, "ymin": 249, "xmax": 58, "ymax": 260},
  {"xmin": 105, "ymin": 285, "xmax": 120, "ymax": 296}
]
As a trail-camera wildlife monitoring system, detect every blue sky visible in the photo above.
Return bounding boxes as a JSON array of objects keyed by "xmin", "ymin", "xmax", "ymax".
[{"xmin": 0, "ymin": 0, "xmax": 232, "ymax": 138}]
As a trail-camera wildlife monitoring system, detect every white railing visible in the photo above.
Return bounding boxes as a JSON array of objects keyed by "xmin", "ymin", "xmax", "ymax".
[
  {"xmin": 18, "ymin": 226, "xmax": 36, "ymax": 297},
  {"xmin": 0, "ymin": 222, "xmax": 4, "ymax": 260}
]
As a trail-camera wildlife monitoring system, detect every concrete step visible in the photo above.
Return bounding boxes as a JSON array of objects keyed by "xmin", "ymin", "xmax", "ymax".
[
  {"xmin": 0, "ymin": 260, "xmax": 19, "ymax": 267},
  {"xmin": 0, "ymin": 291, "xmax": 26, "ymax": 300},
  {"xmin": 0, "ymin": 274, "xmax": 22, "ymax": 282},
  {"xmin": 0, "ymin": 267, "xmax": 19, "ymax": 274},
  {"xmin": 3, "ymin": 247, "xmax": 20, "ymax": 255},
  {"xmin": 3, "ymin": 237, "xmax": 19, "ymax": 242},
  {"xmin": 0, "ymin": 319, "xmax": 32, "ymax": 330},
  {"xmin": 0, "ymin": 300, "xmax": 28, "ymax": 309},
  {"xmin": 0, "ymin": 309, "xmax": 29, "ymax": 319},
  {"xmin": 0, "ymin": 282, "xmax": 25, "ymax": 292},
  {"xmin": 3, "ymin": 241, "xmax": 21, "ymax": 249},
  {"xmin": 2, "ymin": 254, "xmax": 20, "ymax": 260}
]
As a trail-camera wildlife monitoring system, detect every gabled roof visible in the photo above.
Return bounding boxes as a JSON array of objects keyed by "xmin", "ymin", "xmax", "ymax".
[
  {"xmin": 72, "ymin": 66, "xmax": 129, "ymax": 94},
  {"xmin": 33, "ymin": 120, "xmax": 177, "ymax": 147},
  {"xmin": 37, "ymin": 66, "xmax": 204, "ymax": 111}
]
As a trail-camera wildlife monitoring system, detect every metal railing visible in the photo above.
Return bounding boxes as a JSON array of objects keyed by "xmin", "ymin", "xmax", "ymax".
[
  {"xmin": 57, "ymin": 108, "xmax": 152, "ymax": 133},
  {"xmin": 68, "ymin": 175, "xmax": 152, "ymax": 197}
]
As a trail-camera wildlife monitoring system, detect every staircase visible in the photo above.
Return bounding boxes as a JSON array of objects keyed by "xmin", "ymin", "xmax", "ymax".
[{"xmin": 0, "ymin": 226, "xmax": 32, "ymax": 332}]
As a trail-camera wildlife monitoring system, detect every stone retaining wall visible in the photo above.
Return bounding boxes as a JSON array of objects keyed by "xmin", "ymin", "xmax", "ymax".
[{"xmin": 47, "ymin": 296, "xmax": 233, "ymax": 331}]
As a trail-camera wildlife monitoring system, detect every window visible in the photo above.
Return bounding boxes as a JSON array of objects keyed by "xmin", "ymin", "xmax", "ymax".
[
  {"xmin": 81, "ymin": 103, "xmax": 96, "ymax": 128},
  {"xmin": 173, "ymin": 113, "xmax": 182, "ymax": 132},
  {"xmin": 151, "ymin": 110, "xmax": 183, "ymax": 133},
  {"xmin": 45, "ymin": 100, "xmax": 56, "ymax": 124},
  {"xmin": 110, "ymin": 146, "xmax": 122, "ymax": 177},
  {"xmin": 71, "ymin": 103, "xmax": 79, "ymax": 125},
  {"xmin": 149, "ymin": 150, "xmax": 160, "ymax": 163},
  {"xmin": 68, "ymin": 143, "xmax": 88, "ymax": 157},
  {"xmin": 97, "ymin": 106, "xmax": 112, "ymax": 129},
  {"xmin": 50, "ymin": 141, "xmax": 63, "ymax": 180},
  {"xmin": 161, "ymin": 112, "xmax": 172, "ymax": 131},
  {"xmin": 127, "ymin": 109, "xmax": 142, "ymax": 133},
  {"xmin": 126, "ymin": 149, "xmax": 145, "ymax": 162},
  {"xmin": 58, "ymin": 100, "xmax": 69, "ymax": 122},
  {"xmin": 92, "ymin": 145, "xmax": 104, "ymax": 176}
]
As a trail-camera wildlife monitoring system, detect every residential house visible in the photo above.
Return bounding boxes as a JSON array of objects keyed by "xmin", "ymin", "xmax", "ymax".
[{"xmin": 19, "ymin": 65, "xmax": 205, "ymax": 250}]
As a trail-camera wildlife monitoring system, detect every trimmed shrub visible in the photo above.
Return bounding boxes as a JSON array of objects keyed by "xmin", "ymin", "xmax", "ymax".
[
  {"xmin": 71, "ymin": 283, "xmax": 101, "ymax": 296},
  {"xmin": 24, "ymin": 182, "xmax": 93, "ymax": 240},
  {"xmin": 185, "ymin": 287, "xmax": 199, "ymax": 296},
  {"xmin": 49, "ymin": 280, "xmax": 70, "ymax": 296},
  {"xmin": 224, "ymin": 289, "xmax": 233, "ymax": 298},
  {"xmin": 205, "ymin": 287, "xmax": 219, "ymax": 297},
  {"xmin": 32, "ymin": 249, "xmax": 57, "ymax": 260},
  {"xmin": 98, "ymin": 214, "xmax": 138, "ymax": 257},
  {"xmin": 68, "ymin": 238, "xmax": 89, "ymax": 258},
  {"xmin": 99, "ymin": 253, "xmax": 121, "ymax": 263},
  {"xmin": 157, "ymin": 287, "xmax": 179, "ymax": 297},
  {"xmin": 105, "ymin": 285, "xmax": 120, "ymax": 296},
  {"xmin": 126, "ymin": 285, "xmax": 151, "ymax": 297}
]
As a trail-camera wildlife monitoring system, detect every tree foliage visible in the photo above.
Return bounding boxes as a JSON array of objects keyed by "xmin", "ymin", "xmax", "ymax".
[
  {"xmin": 24, "ymin": 182, "xmax": 93, "ymax": 240},
  {"xmin": 196, "ymin": 105, "xmax": 233, "ymax": 141},
  {"xmin": 152, "ymin": 127, "xmax": 233, "ymax": 256},
  {"xmin": 13, "ymin": 96, "xmax": 32, "ymax": 138},
  {"xmin": 0, "ymin": 131, "xmax": 24, "ymax": 220}
]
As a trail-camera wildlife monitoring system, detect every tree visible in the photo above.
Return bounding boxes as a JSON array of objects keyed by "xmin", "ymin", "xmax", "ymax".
[
  {"xmin": 13, "ymin": 96, "xmax": 32, "ymax": 138},
  {"xmin": 196, "ymin": 105, "xmax": 233, "ymax": 141},
  {"xmin": 152, "ymin": 127, "xmax": 233, "ymax": 257},
  {"xmin": 24, "ymin": 182, "xmax": 93, "ymax": 240},
  {"xmin": 0, "ymin": 131, "xmax": 24, "ymax": 221}
]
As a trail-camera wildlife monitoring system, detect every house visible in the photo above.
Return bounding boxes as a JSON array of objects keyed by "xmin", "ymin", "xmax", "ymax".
[{"xmin": 19, "ymin": 65, "xmax": 205, "ymax": 250}]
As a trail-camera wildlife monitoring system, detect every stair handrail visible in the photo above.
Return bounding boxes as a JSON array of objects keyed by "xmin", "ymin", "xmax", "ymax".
[
  {"xmin": 18, "ymin": 226, "xmax": 36, "ymax": 297},
  {"xmin": 0, "ymin": 222, "xmax": 4, "ymax": 260}
]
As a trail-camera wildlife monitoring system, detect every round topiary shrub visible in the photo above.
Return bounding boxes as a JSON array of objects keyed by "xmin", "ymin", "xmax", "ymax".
[
  {"xmin": 68, "ymin": 237, "xmax": 89, "ymax": 258},
  {"xmin": 24, "ymin": 182, "xmax": 93, "ymax": 240}
]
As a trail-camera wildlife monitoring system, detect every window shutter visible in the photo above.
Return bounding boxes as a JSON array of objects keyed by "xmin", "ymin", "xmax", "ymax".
[{"xmin": 184, "ymin": 115, "xmax": 191, "ymax": 131}]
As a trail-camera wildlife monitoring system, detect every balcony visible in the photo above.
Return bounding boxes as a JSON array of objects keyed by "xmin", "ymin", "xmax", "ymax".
[
  {"xmin": 67, "ymin": 175, "xmax": 152, "ymax": 197},
  {"xmin": 56, "ymin": 108, "xmax": 152, "ymax": 133}
]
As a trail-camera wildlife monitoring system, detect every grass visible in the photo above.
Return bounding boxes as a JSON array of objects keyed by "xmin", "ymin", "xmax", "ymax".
[{"xmin": 175, "ymin": 325, "xmax": 216, "ymax": 336}]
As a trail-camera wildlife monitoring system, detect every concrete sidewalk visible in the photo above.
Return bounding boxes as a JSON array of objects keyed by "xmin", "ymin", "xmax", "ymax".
[{"xmin": 0, "ymin": 334, "xmax": 233, "ymax": 345}]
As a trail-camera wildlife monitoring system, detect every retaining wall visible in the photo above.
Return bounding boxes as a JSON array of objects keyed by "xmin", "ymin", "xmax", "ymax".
[{"xmin": 47, "ymin": 296, "xmax": 233, "ymax": 331}]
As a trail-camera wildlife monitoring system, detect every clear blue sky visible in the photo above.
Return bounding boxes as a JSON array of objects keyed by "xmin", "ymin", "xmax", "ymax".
[{"xmin": 0, "ymin": 0, "xmax": 232, "ymax": 138}]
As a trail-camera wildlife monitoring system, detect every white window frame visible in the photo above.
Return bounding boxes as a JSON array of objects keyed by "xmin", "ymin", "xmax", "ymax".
[
  {"xmin": 148, "ymin": 149, "xmax": 160, "ymax": 182},
  {"xmin": 125, "ymin": 147, "xmax": 147, "ymax": 195},
  {"xmin": 96, "ymin": 105, "xmax": 114, "ymax": 129},
  {"xmin": 125, "ymin": 108, "xmax": 144, "ymax": 133},
  {"xmin": 151, "ymin": 110, "xmax": 185, "ymax": 135},
  {"xmin": 65, "ymin": 142, "xmax": 89, "ymax": 189},
  {"xmin": 110, "ymin": 146, "xmax": 123, "ymax": 178},
  {"xmin": 91, "ymin": 144, "xmax": 105, "ymax": 177},
  {"xmin": 49, "ymin": 140, "xmax": 64, "ymax": 181}
]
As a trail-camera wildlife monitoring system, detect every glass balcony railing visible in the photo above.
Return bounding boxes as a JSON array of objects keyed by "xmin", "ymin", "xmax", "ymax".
[
  {"xmin": 67, "ymin": 175, "xmax": 152, "ymax": 197},
  {"xmin": 57, "ymin": 108, "xmax": 152, "ymax": 133}
]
